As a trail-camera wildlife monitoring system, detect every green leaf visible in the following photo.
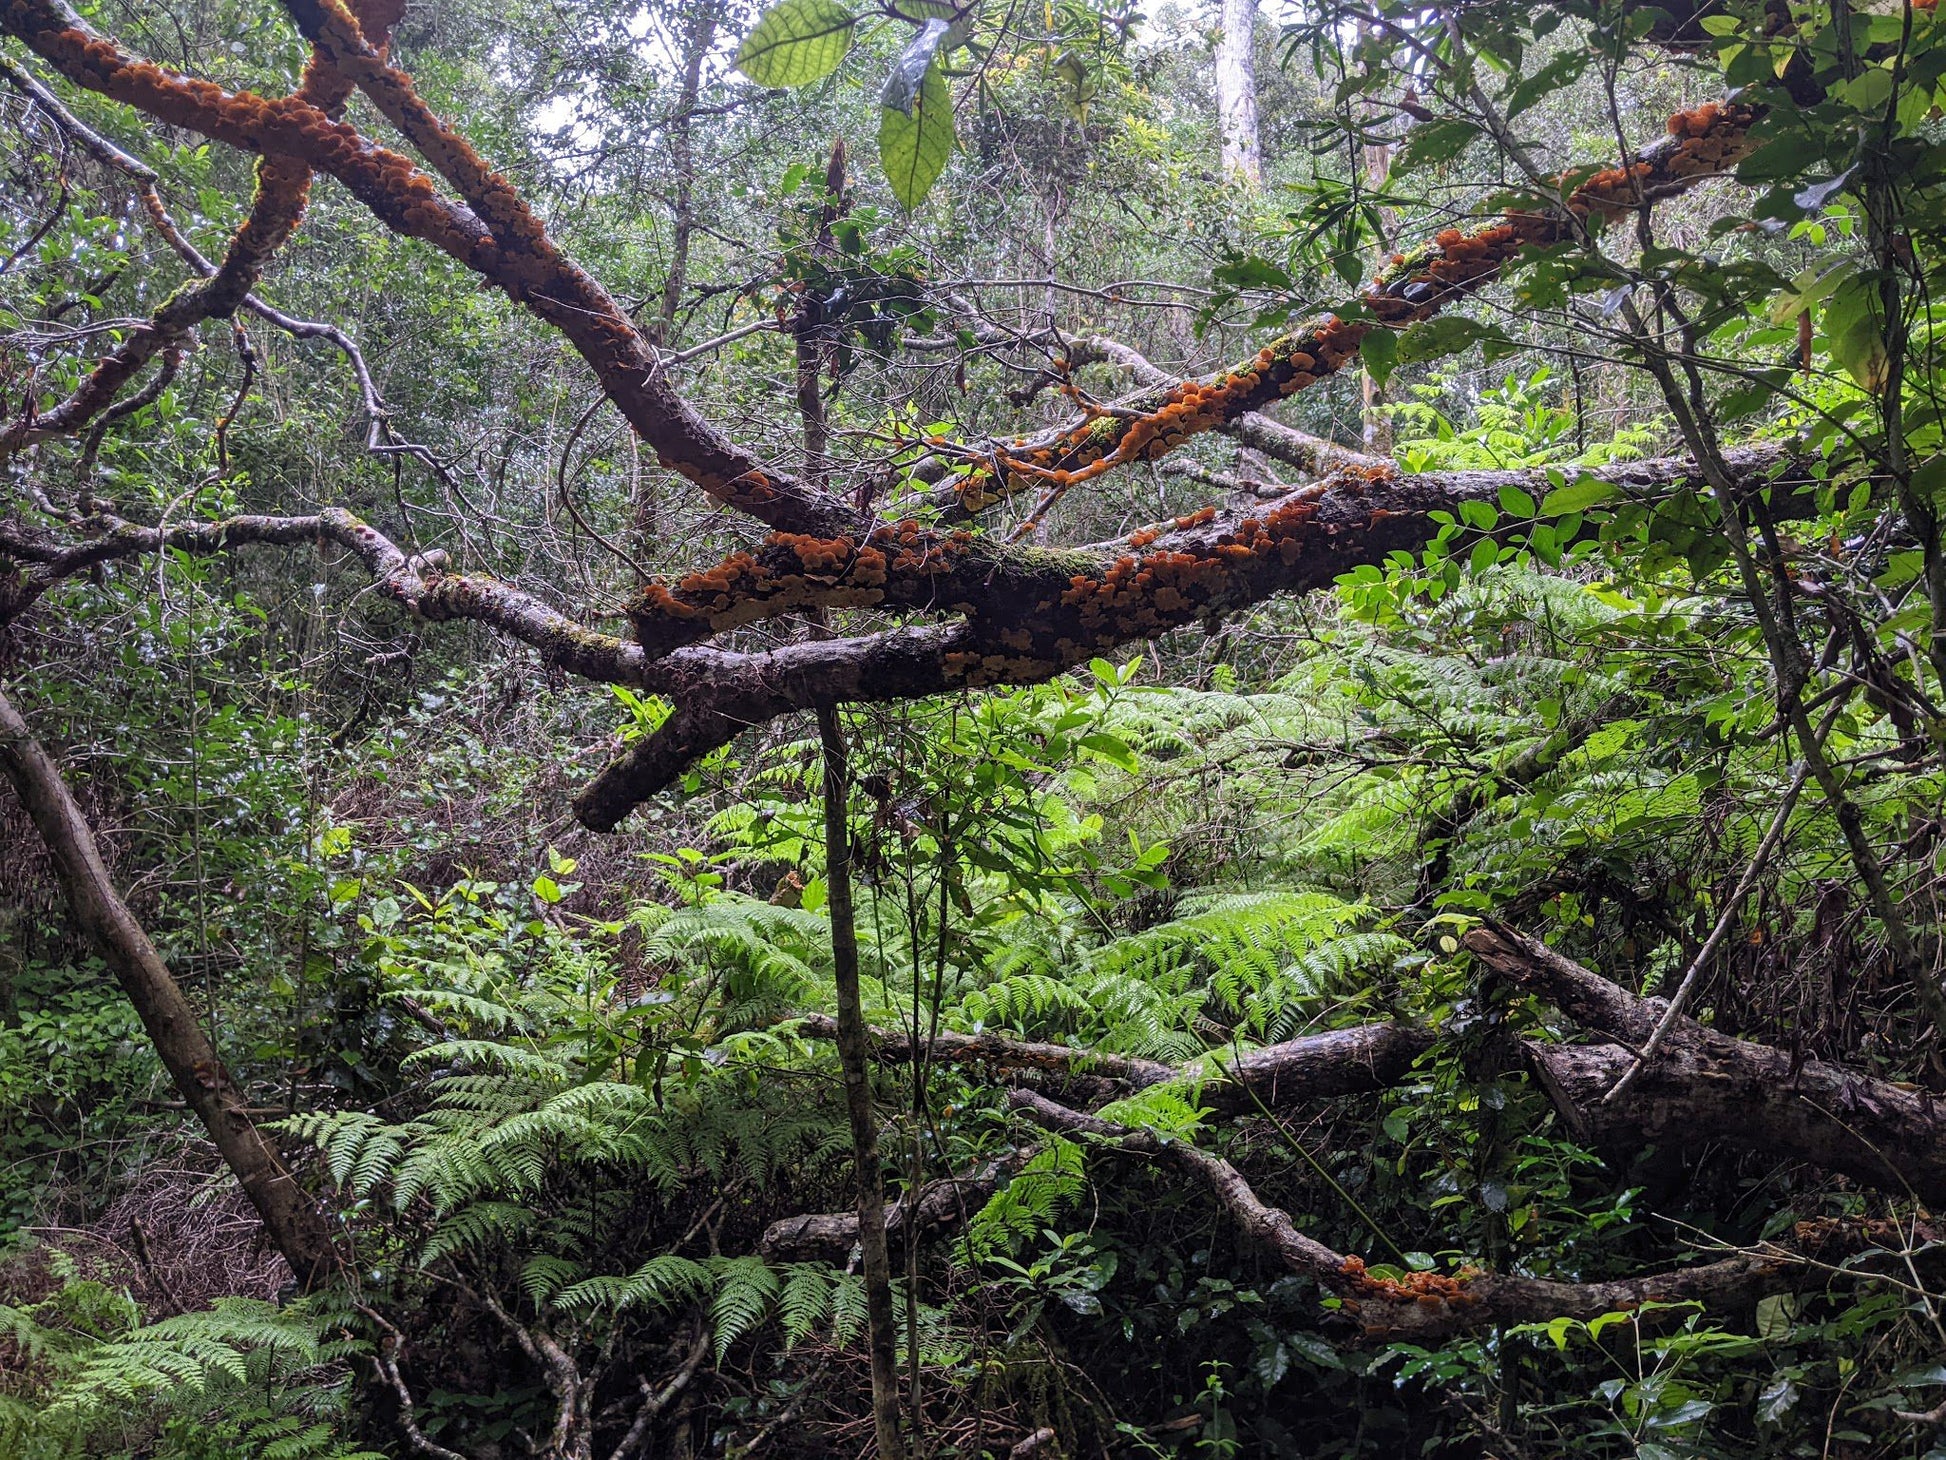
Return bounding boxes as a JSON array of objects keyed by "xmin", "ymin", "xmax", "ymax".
[
  {"xmin": 1824, "ymin": 272, "xmax": 1891, "ymax": 391},
  {"xmin": 1540, "ymin": 474, "xmax": 1615, "ymax": 516},
  {"xmin": 1913, "ymin": 455, "xmax": 1946, "ymax": 506},
  {"xmin": 1360, "ymin": 328, "xmax": 1398, "ymax": 386},
  {"xmin": 1397, "ymin": 315, "xmax": 1484, "ymax": 365},
  {"xmin": 1392, "ymin": 118, "xmax": 1481, "ymax": 176},
  {"xmin": 734, "ymin": 0, "xmax": 856, "ymax": 87},
  {"xmin": 1497, "ymin": 485, "xmax": 1536, "ymax": 517},
  {"xmin": 1755, "ymin": 1293, "xmax": 1798, "ymax": 1341},
  {"xmin": 879, "ymin": 60, "xmax": 953, "ymax": 209},
  {"xmin": 1213, "ymin": 255, "xmax": 1293, "ymax": 292}
]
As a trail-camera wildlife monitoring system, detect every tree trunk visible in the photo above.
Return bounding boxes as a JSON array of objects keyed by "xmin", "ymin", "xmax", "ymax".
[
  {"xmin": 817, "ymin": 704, "xmax": 906, "ymax": 1459},
  {"xmin": 0, "ymin": 685, "xmax": 344, "ymax": 1289},
  {"xmin": 1216, "ymin": 0, "xmax": 1263, "ymax": 184}
]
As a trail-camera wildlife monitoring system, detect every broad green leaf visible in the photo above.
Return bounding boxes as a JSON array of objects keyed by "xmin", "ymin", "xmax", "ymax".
[
  {"xmin": 1392, "ymin": 118, "xmax": 1481, "ymax": 176},
  {"xmin": 1540, "ymin": 474, "xmax": 1615, "ymax": 515},
  {"xmin": 879, "ymin": 61, "xmax": 953, "ymax": 209},
  {"xmin": 735, "ymin": 0, "xmax": 856, "ymax": 88},
  {"xmin": 1360, "ymin": 327, "xmax": 1398, "ymax": 386},
  {"xmin": 1754, "ymin": 1293, "xmax": 1798, "ymax": 1341},
  {"xmin": 1824, "ymin": 272, "xmax": 1891, "ymax": 391},
  {"xmin": 1397, "ymin": 315, "xmax": 1485, "ymax": 364}
]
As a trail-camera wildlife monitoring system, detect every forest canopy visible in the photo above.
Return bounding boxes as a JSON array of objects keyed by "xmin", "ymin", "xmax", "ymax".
[{"xmin": 5, "ymin": 0, "xmax": 1946, "ymax": 1454}]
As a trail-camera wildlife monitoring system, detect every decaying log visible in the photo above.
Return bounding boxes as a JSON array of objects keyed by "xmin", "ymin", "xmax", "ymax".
[
  {"xmin": 1466, "ymin": 926, "xmax": 1946, "ymax": 1204},
  {"xmin": 789, "ymin": 1011, "xmax": 1434, "ymax": 1115}
]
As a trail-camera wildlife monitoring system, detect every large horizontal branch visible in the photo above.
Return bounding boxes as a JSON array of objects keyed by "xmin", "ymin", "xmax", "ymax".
[
  {"xmin": 584, "ymin": 446, "xmax": 1797, "ymax": 825},
  {"xmin": 1465, "ymin": 925, "xmax": 1946, "ymax": 1204},
  {"xmin": 789, "ymin": 1011, "xmax": 1433, "ymax": 1115},
  {"xmin": 759, "ymin": 1076, "xmax": 1885, "ymax": 1338},
  {"xmin": 0, "ymin": 0, "xmax": 859, "ymax": 537},
  {"xmin": 625, "ymin": 448, "xmax": 1793, "ymax": 660},
  {"xmin": 0, "ymin": 446, "xmax": 1804, "ymax": 834},
  {"xmin": 1008, "ymin": 1088, "xmax": 1829, "ymax": 1341}
]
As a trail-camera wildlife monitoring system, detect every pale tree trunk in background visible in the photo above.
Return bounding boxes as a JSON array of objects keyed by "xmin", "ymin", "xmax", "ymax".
[
  {"xmin": 1360, "ymin": 24, "xmax": 1397, "ymax": 455},
  {"xmin": 1361, "ymin": 130, "xmax": 1396, "ymax": 454},
  {"xmin": 1216, "ymin": 0, "xmax": 1263, "ymax": 184},
  {"xmin": 0, "ymin": 686, "xmax": 344, "ymax": 1289},
  {"xmin": 633, "ymin": 0, "xmax": 721, "ymax": 563}
]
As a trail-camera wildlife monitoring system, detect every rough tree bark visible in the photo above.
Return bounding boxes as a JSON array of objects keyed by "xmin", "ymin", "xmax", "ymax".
[{"xmin": 0, "ymin": 686, "xmax": 344, "ymax": 1288}]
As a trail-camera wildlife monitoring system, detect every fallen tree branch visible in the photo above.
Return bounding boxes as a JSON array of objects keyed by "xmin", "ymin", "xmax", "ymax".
[
  {"xmin": 788, "ymin": 1011, "xmax": 1433, "ymax": 1115},
  {"xmin": 1465, "ymin": 925, "xmax": 1946, "ymax": 1204},
  {"xmin": 760, "ymin": 1150, "xmax": 1031, "ymax": 1262},
  {"xmin": 1007, "ymin": 1087, "xmax": 1814, "ymax": 1340},
  {"xmin": 607, "ymin": 1321, "xmax": 712, "ymax": 1460},
  {"xmin": 0, "ymin": 684, "xmax": 344, "ymax": 1288}
]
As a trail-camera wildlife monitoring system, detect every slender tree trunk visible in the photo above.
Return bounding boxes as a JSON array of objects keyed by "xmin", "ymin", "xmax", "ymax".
[
  {"xmin": 1216, "ymin": 0, "xmax": 1263, "ymax": 184},
  {"xmin": 0, "ymin": 684, "xmax": 343, "ymax": 1288},
  {"xmin": 633, "ymin": 0, "xmax": 718, "ymax": 558},
  {"xmin": 795, "ymin": 140, "xmax": 847, "ymax": 495},
  {"xmin": 654, "ymin": 2, "xmax": 713, "ymax": 345},
  {"xmin": 817, "ymin": 704, "xmax": 906, "ymax": 1459}
]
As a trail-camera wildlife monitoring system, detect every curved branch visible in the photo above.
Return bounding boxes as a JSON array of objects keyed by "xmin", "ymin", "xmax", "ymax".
[
  {"xmin": 1009, "ymin": 1087, "xmax": 1838, "ymax": 1340},
  {"xmin": 0, "ymin": 50, "xmax": 412, "ymax": 458},
  {"xmin": 930, "ymin": 99, "xmax": 1761, "ymax": 518},
  {"xmin": 0, "ymin": 1, "xmax": 402, "ymax": 455},
  {"xmin": 0, "ymin": 507, "xmax": 651, "ymax": 684},
  {"xmin": 929, "ymin": 331, "xmax": 1380, "ymax": 509},
  {"xmin": 1, "ymin": 0, "xmax": 857, "ymax": 535}
]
